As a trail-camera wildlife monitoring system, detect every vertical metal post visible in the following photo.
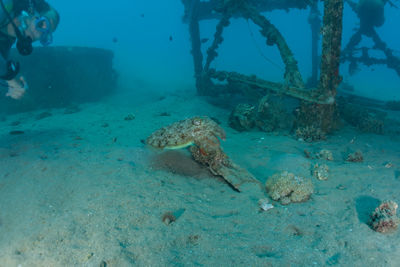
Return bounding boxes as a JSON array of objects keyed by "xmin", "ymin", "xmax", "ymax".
[
  {"xmin": 187, "ymin": 0, "xmax": 205, "ymax": 94},
  {"xmin": 295, "ymin": 0, "xmax": 344, "ymax": 139},
  {"xmin": 319, "ymin": 0, "xmax": 344, "ymax": 97},
  {"xmin": 308, "ymin": 0, "xmax": 321, "ymax": 87}
]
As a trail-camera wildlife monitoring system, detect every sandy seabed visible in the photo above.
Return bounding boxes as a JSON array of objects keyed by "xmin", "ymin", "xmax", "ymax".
[{"xmin": 0, "ymin": 89, "xmax": 399, "ymax": 267}]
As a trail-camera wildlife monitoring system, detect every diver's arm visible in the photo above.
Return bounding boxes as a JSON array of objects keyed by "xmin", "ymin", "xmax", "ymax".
[
  {"xmin": 5, "ymin": 76, "xmax": 27, "ymax": 99},
  {"xmin": 0, "ymin": 55, "xmax": 27, "ymax": 99}
]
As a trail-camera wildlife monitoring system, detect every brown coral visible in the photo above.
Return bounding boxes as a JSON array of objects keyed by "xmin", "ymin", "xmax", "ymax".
[
  {"xmin": 368, "ymin": 200, "xmax": 399, "ymax": 233},
  {"xmin": 228, "ymin": 103, "xmax": 256, "ymax": 131}
]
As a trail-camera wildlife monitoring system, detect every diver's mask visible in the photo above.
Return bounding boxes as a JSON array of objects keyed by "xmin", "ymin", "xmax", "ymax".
[
  {"xmin": 35, "ymin": 16, "xmax": 53, "ymax": 46},
  {"xmin": 18, "ymin": 12, "xmax": 53, "ymax": 47}
]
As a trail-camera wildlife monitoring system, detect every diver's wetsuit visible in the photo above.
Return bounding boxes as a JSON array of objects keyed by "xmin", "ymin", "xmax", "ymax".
[{"xmin": 0, "ymin": 0, "xmax": 15, "ymax": 80}]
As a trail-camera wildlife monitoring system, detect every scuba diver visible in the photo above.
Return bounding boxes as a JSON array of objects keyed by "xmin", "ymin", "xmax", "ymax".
[{"xmin": 0, "ymin": 0, "xmax": 59, "ymax": 99}]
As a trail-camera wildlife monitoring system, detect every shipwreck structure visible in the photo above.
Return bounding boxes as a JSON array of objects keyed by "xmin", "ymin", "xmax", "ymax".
[
  {"xmin": 0, "ymin": 47, "xmax": 116, "ymax": 114},
  {"xmin": 181, "ymin": 0, "xmax": 344, "ymax": 138},
  {"xmin": 342, "ymin": 0, "xmax": 400, "ymax": 76}
]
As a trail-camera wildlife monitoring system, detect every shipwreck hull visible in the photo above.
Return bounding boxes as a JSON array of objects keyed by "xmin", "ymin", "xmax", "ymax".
[{"xmin": 1, "ymin": 46, "xmax": 116, "ymax": 114}]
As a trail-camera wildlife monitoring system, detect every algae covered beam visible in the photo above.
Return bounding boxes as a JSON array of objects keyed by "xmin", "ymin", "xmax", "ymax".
[
  {"xmin": 319, "ymin": 0, "xmax": 344, "ymax": 96},
  {"xmin": 242, "ymin": 4, "xmax": 304, "ymax": 88},
  {"xmin": 186, "ymin": 0, "xmax": 205, "ymax": 93},
  {"xmin": 293, "ymin": 0, "xmax": 344, "ymax": 140},
  {"xmin": 181, "ymin": 0, "xmax": 310, "ymax": 23},
  {"xmin": 204, "ymin": 13, "xmax": 231, "ymax": 71},
  {"xmin": 208, "ymin": 69, "xmax": 334, "ymax": 104},
  {"xmin": 308, "ymin": 0, "xmax": 321, "ymax": 87}
]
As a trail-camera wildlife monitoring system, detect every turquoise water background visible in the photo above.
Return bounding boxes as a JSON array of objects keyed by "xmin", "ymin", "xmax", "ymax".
[{"xmin": 47, "ymin": 0, "xmax": 399, "ymax": 100}]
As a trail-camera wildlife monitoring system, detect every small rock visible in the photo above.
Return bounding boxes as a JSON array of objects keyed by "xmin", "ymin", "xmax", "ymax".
[
  {"xmin": 124, "ymin": 114, "xmax": 135, "ymax": 121},
  {"xmin": 317, "ymin": 149, "xmax": 333, "ymax": 161},
  {"xmin": 161, "ymin": 209, "xmax": 185, "ymax": 225},
  {"xmin": 383, "ymin": 162, "xmax": 393, "ymax": 168},
  {"xmin": 336, "ymin": 184, "xmax": 346, "ymax": 190},
  {"xmin": 304, "ymin": 149, "xmax": 312, "ymax": 159},
  {"xmin": 162, "ymin": 212, "xmax": 176, "ymax": 225},
  {"xmin": 36, "ymin": 111, "xmax": 52, "ymax": 120},
  {"xmin": 346, "ymin": 150, "xmax": 363, "ymax": 162},
  {"xmin": 313, "ymin": 163, "xmax": 329, "ymax": 181},
  {"xmin": 187, "ymin": 234, "xmax": 200, "ymax": 245},
  {"xmin": 258, "ymin": 198, "xmax": 274, "ymax": 212}
]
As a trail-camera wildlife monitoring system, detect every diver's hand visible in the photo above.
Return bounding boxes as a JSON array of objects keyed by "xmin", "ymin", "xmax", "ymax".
[{"xmin": 6, "ymin": 76, "xmax": 28, "ymax": 99}]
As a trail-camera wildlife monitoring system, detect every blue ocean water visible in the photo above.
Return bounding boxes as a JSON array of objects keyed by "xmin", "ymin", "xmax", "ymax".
[
  {"xmin": 0, "ymin": 1, "xmax": 399, "ymax": 266},
  {"xmin": 49, "ymin": 0, "xmax": 399, "ymax": 100}
]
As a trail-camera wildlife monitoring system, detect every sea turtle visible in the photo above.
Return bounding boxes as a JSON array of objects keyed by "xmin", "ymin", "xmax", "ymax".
[
  {"xmin": 146, "ymin": 116, "xmax": 226, "ymax": 154},
  {"xmin": 146, "ymin": 116, "xmax": 262, "ymax": 192}
]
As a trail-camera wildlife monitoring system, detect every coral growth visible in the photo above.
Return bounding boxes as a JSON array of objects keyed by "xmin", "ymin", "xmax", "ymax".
[
  {"xmin": 295, "ymin": 126, "xmax": 326, "ymax": 142},
  {"xmin": 294, "ymin": 102, "xmax": 340, "ymax": 142},
  {"xmin": 316, "ymin": 149, "xmax": 334, "ymax": 161},
  {"xmin": 265, "ymin": 171, "xmax": 314, "ymax": 205},
  {"xmin": 256, "ymin": 95, "xmax": 293, "ymax": 132},
  {"xmin": 228, "ymin": 95, "xmax": 294, "ymax": 133},
  {"xmin": 338, "ymin": 100, "xmax": 385, "ymax": 134},
  {"xmin": 228, "ymin": 103, "xmax": 256, "ymax": 131},
  {"xmin": 368, "ymin": 200, "xmax": 399, "ymax": 233},
  {"xmin": 313, "ymin": 163, "xmax": 329, "ymax": 181}
]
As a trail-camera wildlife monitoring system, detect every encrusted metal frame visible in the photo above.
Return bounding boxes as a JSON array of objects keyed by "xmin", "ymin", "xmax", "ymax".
[{"xmin": 182, "ymin": 0, "xmax": 344, "ymax": 105}]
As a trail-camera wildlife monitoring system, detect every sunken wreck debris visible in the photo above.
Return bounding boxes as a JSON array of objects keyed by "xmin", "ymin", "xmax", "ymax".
[
  {"xmin": 182, "ymin": 0, "xmax": 345, "ymax": 141},
  {"xmin": 228, "ymin": 103, "xmax": 256, "ymax": 132},
  {"xmin": 0, "ymin": 46, "xmax": 116, "ymax": 114},
  {"xmin": 341, "ymin": 0, "xmax": 400, "ymax": 77},
  {"xmin": 294, "ymin": 0, "xmax": 344, "ymax": 141}
]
